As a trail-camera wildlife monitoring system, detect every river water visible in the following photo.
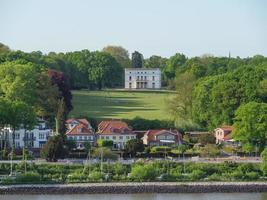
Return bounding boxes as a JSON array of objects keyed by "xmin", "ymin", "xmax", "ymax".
[{"xmin": 1, "ymin": 193, "xmax": 267, "ymax": 200}]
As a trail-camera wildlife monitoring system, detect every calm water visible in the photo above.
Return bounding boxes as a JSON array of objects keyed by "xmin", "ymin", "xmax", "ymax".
[{"xmin": 1, "ymin": 193, "xmax": 267, "ymax": 200}]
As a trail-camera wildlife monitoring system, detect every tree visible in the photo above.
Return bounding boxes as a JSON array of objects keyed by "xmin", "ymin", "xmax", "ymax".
[
  {"xmin": 48, "ymin": 69, "xmax": 72, "ymax": 113},
  {"xmin": 0, "ymin": 61, "xmax": 39, "ymax": 105},
  {"xmin": 144, "ymin": 55, "xmax": 167, "ymax": 69},
  {"xmin": 125, "ymin": 139, "xmax": 144, "ymax": 157},
  {"xmin": 192, "ymin": 65, "xmax": 267, "ymax": 129},
  {"xmin": 131, "ymin": 51, "xmax": 143, "ymax": 68},
  {"xmin": 8, "ymin": 101, "xmax": 35, "ymax": 148},
  {"xmin": 261, "ymin": 148, "xmax": 267, "ymax": 175},
  {"xmin": 41, "ymin": 135, "xmax": 67, "ymax": 162},
  {"xmin": 97, "ymin": 139, "xmax": 113, "ymax": 148},
  {"xmin": 167, "ymin": 72, "xmax": 198, "ymax": 129},
  {"xmin": 200, "ymin": 144, "xmax": 220, "ymax": 157},
  {"xmin": 92, "ymin": 147, "xmax": 117, "ymax": 160},
  {"xmin": 35, "ymin": 70, "xmax": 59, "ymax": 121},
  {"xmin": 163, "ymin": 53, "xmax": 186, "ymax": 80},
  {"xmin": 233, "ymin": 102, "xmax": 267, "ymax": 150},
  {"xmin": 87, "ymin": 52, "xmax": 123, "ymax": 89},
  {"xmin": 198, "ymin": 133, "xmax": 215, "ymax": 145},
  {"xmin": 0, "ymin": 43, "xmax": 11, "ymax": 54},
  {"xmin": 102, "ymin": 45, "xmax": 131, "ymax": 68}
]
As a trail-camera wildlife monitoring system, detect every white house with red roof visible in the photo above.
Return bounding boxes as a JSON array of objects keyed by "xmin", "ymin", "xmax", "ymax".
[
  {"xmin": 214, "ymin": 125, "xmax": 234, "ymax": 144},
  {"xmin": 65, "ymin": 118, "xmax": 95, "ymax": 149},
  {"xmin": 97, "ymin": 120, "xmax": 136, "ymax": 150},
  {"xmin": 142, "ymin": 129, "xmax": 182, "ymax": 147}
]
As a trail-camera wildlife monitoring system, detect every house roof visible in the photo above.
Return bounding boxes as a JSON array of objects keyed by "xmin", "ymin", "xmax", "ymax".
[
  {"xmin": 215, "ymin": 125, "xmax": 233, "ymax": 134},
  {"xmin": 143, "ymin": 129, "xmax": 182, "ymax": 142},
  {"xmin": 98, "ymin": 120, "xmax": 133, "ymax": 135},
  {"xmin": 66, "ymin": 123, "xmax": 94, "ymax": 136},
  {"xmin": 66, "ymin": 118, "xmax": 90, "ymax": 127}
]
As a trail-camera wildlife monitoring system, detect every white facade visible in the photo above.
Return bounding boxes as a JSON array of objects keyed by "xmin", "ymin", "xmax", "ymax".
[
  {"xmin": 125, "ymin": 68, "xmax": 161, "ymax": 89},
  {"xmin": 99, "ymin": 134, "xmax": 136, "ymax": 149},
  {"xmin": 0, "ymin": 120, "xmax": 52, "ymax": 149}
]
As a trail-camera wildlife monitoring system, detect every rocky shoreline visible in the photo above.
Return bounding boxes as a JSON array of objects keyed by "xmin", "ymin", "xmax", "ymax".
[{"xmin": 1, "ymin": 182, "xmax": 267, "ymax": 194}]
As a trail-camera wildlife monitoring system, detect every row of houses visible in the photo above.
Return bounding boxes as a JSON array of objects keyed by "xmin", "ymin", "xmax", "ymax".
[
  {"xmin": 0, "ymin": 117, "xmax": 235, "ymax": 153},
  {"xmin": 65, "ymin": 118, "xmax": 183, "ymax": 150}
]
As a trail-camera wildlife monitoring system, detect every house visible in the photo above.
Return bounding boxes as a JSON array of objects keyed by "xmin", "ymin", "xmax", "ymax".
[
  {"xmin": 125, "ymin": 68, "xmax": 161, "ymax": 89},
  {"xmin": 142, "ymin": 129, "xmax": 182, "ymax": 147},
  {"xmin": 214, "ymin": 125, "xmax": 234, "ymax": 145},
  {"xmin": 184, "ymin": 131, "xmax": 210, "ymax": 142},
  {"xmin": 97, "ymin": 120, "xmax": 136, "ymax": 150},
  {"xmin": 65, "ymin": 118, "xmax": 95, "ymax": 149},
  {"xmin": 0, "ymin": 119, "xmax": 52, "ymax": 150}
]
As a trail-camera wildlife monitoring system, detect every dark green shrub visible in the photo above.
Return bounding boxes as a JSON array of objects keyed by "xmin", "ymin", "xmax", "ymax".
[{"xmin": 16, "ymin": 172, "xmax": 41, "ymax": 183}]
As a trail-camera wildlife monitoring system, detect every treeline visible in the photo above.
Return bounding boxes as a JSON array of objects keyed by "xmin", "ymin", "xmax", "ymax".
[{"xmin": 167, "ymin": 54, "xmax": 267, "ymax": 152}]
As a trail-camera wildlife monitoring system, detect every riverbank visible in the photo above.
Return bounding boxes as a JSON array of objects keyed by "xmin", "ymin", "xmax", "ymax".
[{"xmin": 1, "ymin": 182, "xmax": 267, "ymax": 194}]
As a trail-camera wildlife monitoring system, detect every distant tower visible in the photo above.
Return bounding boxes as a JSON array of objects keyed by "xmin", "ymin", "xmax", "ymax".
[{"xmin": 228, "ymin": 51, "xmax": 231, "ymax": 59}]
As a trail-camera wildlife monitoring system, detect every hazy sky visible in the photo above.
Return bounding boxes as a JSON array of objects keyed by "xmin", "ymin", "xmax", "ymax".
[{"xmin": 0, "ymin": 0, "xmax": 266, "ymax": 58}]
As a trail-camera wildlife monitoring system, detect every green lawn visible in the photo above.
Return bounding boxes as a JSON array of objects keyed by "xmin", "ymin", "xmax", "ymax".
[{"xmin": 70, "ymin": 90, "xmax": 175, "ymax": 120}]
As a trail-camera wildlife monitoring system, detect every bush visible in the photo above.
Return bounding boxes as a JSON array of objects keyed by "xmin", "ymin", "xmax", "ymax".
[
  {"xmin": 16, "ymin": 172, "xmax": 41, "ymax": 183},
  {"xmin": 188, "ymin": 169, "xmax": 206, "ymax": 181},
  {"xmin": 88, "ymin": 171, "xmax": 103, "ymax": 182},
  {"xmin": 246, "ymin": 172, "xmax": 259, "ymax": 180},
  {"xmin": 207, "ymin": 173, "xmax": 221, "ymax": 181},
  {"xmin": 261, "ymin": 148, "xmax": 267, "ymax": 176},
  {"xmin": 130, "ymin": 164, "xmax": 158, "ymax": 181}
]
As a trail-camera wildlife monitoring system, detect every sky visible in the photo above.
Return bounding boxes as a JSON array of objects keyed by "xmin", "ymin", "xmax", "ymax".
[{"xmin": 0, "ymin": 0, "xmax": 267, "ymax": 58}]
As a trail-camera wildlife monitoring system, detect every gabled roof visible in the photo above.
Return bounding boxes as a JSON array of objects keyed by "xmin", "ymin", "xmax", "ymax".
[
  {"xmin": 66, "ymin": 123, "xmax": 94, "ymax": 136},
  {"xmin": 143, "ymin": 129, "xmax": 182, "ymax": 142},
  {"xmin": 98, "ymin": 120, "xmax": 133, "ymax": 135},
  {"xmin": 66, "ymin": 118, "xmax": 90, "ymax": 127},
  {"xmin": 215, "ymin": 125, "xmax": 233, "ymax": 134}
]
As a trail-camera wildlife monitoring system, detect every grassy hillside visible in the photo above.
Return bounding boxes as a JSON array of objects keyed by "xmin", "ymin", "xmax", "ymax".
[{"xmin": 70, "ymin": 90, "xmax": 175, "ymax": 120}]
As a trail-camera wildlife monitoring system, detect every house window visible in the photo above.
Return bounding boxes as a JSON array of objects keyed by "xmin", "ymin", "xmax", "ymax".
[
  {"xmin": 106, "ymin": 136, "xmax": 110, "ymax": 140},
  {"xmin": 152, "ymin": 76, "xmax": 155, "ymax": 81},
  {"xmin": 79, "ymin": 136, "xmax": 82, "ymax": 140},
  {"xmin": 15, "ymin": 133, "xmax": 20, "ymax": 140},
  {"xmin": 113, "ymin": 136, "xmax": 116, "ymax": 140},
  {"xmin": 39, "ymin": 133, "xmax": 44, "ymax": 139},
  {"xmin": 119, "ymin": 136, "xmax": 123, "ymax": 140},
  {"xmin": 152, "ymin": 82, "xmax": 155, "ymax": 88},
  {"xmin": 131, "ymin": 136, "xmax": 135, "ymax": 139},
  {"xmin": 126, "ymin": 136, "xmax": 129, "ymax": 139},
  {"xmin": 101, "ymin": 136, "xmax": 104, "ymax": 139},
  {"xmin": 15, "ymin": 141, "xmax": 20, "ymax": 148},
  {"xmin": 129, "ymin": 76, "xmax": 132, "ymax": 81}
]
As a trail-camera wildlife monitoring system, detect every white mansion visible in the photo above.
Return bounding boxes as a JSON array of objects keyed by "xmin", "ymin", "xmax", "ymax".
[
  {"xmin": 125, "ymin": 68, "xmax": 161, "ymax": 89},
  {"xmin": 0, "ymin": 119, "xmax": 52, "ymax": 150}
]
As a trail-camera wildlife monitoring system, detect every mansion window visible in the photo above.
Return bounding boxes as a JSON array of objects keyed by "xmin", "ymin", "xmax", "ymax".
[
  {"xmin": 119, "ymin": 136, "xmax": 123, "ymax": 140},
  {"xmin": 113, "ymin": 136, "xmax": 116, "ymax": 139},
  {"xmin": 152, "ymin": 76, "xmax": 155, "ymax": 81},
  {"xmin": 129, "ymin": 76, "xmax": 132, "ymax": 81},
  {"xmin": 101, "ymin": 136, "xmax": 104, "ymax": 139},
  {"xmin": 39, "ymin": 133, "xmax": 44, "ymax": 139},
  {"xmin": 126, "ymin": 136, "xmax": 129, "ymax": 139},
  {"xmin": 129, "ymin": 82, "xmax": 132, "ymax": 88},
  {"xmin": 106, "ymin": 136, "xmax": 110, "ymax": 139}
]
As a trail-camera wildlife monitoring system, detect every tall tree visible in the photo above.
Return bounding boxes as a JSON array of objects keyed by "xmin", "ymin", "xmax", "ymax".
[
  {"xmin": 144, "ymin": 55, "xmax": 167, "ymax": 69},
  {"xmin": 167, "ymin": 72, "xmax": 198, "ymax": 129},
  {"xmin": 35, "ymin": 71, "xmax": 59, "ymax": 121},
  {"xmin": 131, "ymin": 51, "xmax": 143, "ymax": 68},
  {"xmin": 163, "ymin": 53, "xmax": 186, "ymax": 80},
  {"xmin": 102, "ymin": 45, "xmax": 131, "ymax": 68},
  {"xmin": 0, "ymin": 61, "xmax": 39, "ymax": 105},
  {"xmin": 233, "ymin": 102, "xmax": 267, "ymax": 151}
]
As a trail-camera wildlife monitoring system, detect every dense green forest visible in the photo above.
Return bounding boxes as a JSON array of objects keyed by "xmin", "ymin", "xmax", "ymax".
[{"xmin": 0, "ymin": 42, "xmax": 266, "ymax": 151}]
